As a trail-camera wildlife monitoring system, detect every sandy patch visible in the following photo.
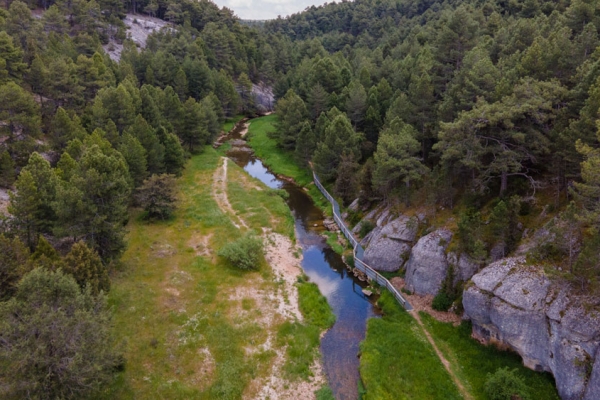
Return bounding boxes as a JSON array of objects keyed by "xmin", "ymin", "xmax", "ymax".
[
  {"xmin": 226, "ymin": 230, "xmax": 326, "ymax": 399},
  {"xmin": 239, "ymin": 122, "xmax": 251, "ymax": 137},
  {"xmin": 255, "ymin": 353, "xmax": 325, "ymax": 400},
  {"xmin": 212, "ymin": 157, "xmax": 248, "ymax": 230},
  {"xmin": 151, "ymin": 241, "xmax": 177, "ymax": 258},
  {"xmin": 188, "ymin": 232, "xmax": 213, "ymax": 257}
]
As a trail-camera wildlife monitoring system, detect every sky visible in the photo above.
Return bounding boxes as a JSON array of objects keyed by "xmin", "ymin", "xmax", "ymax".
[{"xmin": 211, "ymin": 0, "xmax": 333, "ymax": 21}]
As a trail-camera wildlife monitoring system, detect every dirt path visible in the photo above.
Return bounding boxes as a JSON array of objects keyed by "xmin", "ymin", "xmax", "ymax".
[
  {"xmin": 412, "ymin": 311, "xmax": 474, "ymax": 400},
  {"xmin": 212, "ymin": 157, "xmax": 248, "ymax": 230}
]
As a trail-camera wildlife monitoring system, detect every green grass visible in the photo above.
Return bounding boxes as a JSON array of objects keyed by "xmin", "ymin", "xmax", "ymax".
[
  {"xmin": 101, "ymin": 146, "xmax": 308, "ymax": 399},
  {"xmin": 298, "ymin": 280, "xmax": 336, "ymax": 329},
  {"xmin": 323, "ymin": 231, "xmax": 345, "ymax": 255},
  {"xmin": 226, "ymin": 161, "xmax": 295, "ymax": 239},
  {"xmin": 247, "ymin": 115, "xmax": 312, "ymax": 185},
  {"xmin": 246, "ymin": 115, "xmax": 331, "ymax": 214},
  {"xmin": 221, "ymin": 115, "xmax": 245, "ymax": 133},
  {"xmin": 315, "ymin": 385, "xmax": 335, "ymax": 400},
  {"xmin": 277, "ymin": 279, "xmax": 335, "ymax": 381},
  {"xmin": 360, "ymin": 291, "xmax": 463, "ymax": 400},
  {"xmin": 420, "ymin": 312, "xmax": 560, "ymax": 400}
]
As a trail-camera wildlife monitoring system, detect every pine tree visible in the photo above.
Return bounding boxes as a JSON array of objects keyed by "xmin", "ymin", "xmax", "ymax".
[
  {"xmin": 274, "ymin": 89, "xmax": 309, "ymax": 150},
  {"xmin": 124, "ymin": 114, "xmax": 164, "ymax": 174},
  {"xmin": 313, "ymin": 114, "xmax": 361, "ymax": 181},
  {"xmin": 51, "ymin": 107, "xmax": 86, "ymax": 149},
  {"xmin": 0, "ymin": 81, "xmax": 41, "ymax": 141},
  {"xmin": 136, "ymin": 174, "xmax": 177, "ymax": 220},
  {"xmin": 180, "ymin": 97, "xmax": 208, "ymax": 152},
  {"xmin": 0, "ymin": 234, "xmax": 31, "ymax": 300},
  {"xmin": 0, "ymin": 150, "xmax": 15, "ymax": 188},
  {"xmin": 0, "ymin": 31, "xmax": 26, "ymax": 82},
  {"xmin": 373, "ymin": 118, "xmax": 428, "ymax": 202},
  {"xmin": 174, "ymin": 68, "xmax": 189, "ymax": 102},
  {"xmin": 8, "ymin": 170, "xmax": 41, "ymax": 250},
  {"xmin": 63, "ymin": 240, "xmax": 109, "ymax": 295},
  {"xmin": 118, "ymin": 133, "xmax": 147, "ymax": 187},
  {"xmin": 161, "ymin": 131, "xmax": 186, "ymax": 176},
  {"xmin": 294, "ymin": 121, "xmax": 316, "ymax": 166},
  {"xmin": 572, "ymin": 126, "xmax": 600, "ymax": 229},
  {"xmin": 31, "ymin": 235, "xmax": 63, "ymax": 271}
]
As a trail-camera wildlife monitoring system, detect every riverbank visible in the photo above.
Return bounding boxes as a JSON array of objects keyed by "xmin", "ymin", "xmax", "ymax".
[
  {"xmin": 243, "ymin": 114, "xmax": 560, "ymax": 399},
  {"xmin": 103, "ymin": 143, "xmax": 332, "ymax": 399},
  {"xmin": 246, "ymin": 115, "xmax": 331, "ymax": 214}
]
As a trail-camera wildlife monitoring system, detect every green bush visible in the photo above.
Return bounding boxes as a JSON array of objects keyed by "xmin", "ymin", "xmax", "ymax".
[
  {"xmin": 359, "ymin": 220, "xmax": 376, "ymax": 238},
  {"xmin": 484, "ymin": 367, "xmax": 531, "ymax": 400},
  {"xmin": 218, "ymin": 233, "xmax": 263, "ymax": 270},
  {"xmin": 432, "ymin": 292, "xmax": 453, "ymax": 311}
]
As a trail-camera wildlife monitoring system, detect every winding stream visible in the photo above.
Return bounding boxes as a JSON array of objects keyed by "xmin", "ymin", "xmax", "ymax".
[{"xmin": 224, "ymin": 120, "xmax": 380, "ymax": 400}]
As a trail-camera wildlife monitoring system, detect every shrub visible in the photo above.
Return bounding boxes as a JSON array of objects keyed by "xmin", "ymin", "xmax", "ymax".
[
  {"xmin": 218, "ymin": 233, "xmax": 263, "ymax": 270},
  {"xmin": 136, "ymin": 174, "xmax": 177, "ymax": 220},
  {"xmin": 432, "ymin": 292, "xmax": 453, "ymax": 311},
  {"xmin": 484, "ymin": 367, "xmax": 531, "ymax": 400},
  {"xmin": 359, "ymin": 220, "xmax": 376, "ymax": 238}
]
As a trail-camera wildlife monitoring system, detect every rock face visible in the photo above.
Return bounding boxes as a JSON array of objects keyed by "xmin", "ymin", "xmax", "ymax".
[
  {"xmin": 361, "ymin": 215, "xmax": 417, "ymax": 272},
  {"xmin": 447, "ymin": 252, "xmax": 480, "ymax": 284},
  {"xmin": 404, "ymin": 229, "xmax": 453, "ymax": 295},
  {"xmin": 464, "ymin": 257, "xmax": 600, "ymax": 400}
]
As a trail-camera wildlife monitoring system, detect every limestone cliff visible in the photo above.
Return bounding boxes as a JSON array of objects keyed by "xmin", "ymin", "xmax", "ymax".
[{"xmin": 463, "ymin": 257, "xmax": 600, "ymax": 399}]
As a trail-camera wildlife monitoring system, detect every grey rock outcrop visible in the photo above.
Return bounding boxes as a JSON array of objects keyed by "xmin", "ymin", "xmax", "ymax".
[
  {"xmin": 404, "ymin": 229, "xmax": 453, "ymax": 295},
  {"xmin": 361, "ymin": 215, "xmax": 417, "ymax": 272},
  {"xmin": 447, "ymin": 252, "xmax": 480, "ymax": 284},
  {"xmin": 464, "ymin": 257, "xmax": 600, "ymax": 400}
]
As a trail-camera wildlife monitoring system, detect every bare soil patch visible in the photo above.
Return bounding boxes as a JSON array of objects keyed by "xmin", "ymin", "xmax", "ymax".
[
  {"xmin": 187, "ymin": 232, "xmax": 213, "ymax": 257},
  {"xmin": 390, "ymin": 277, "xmax": 462, "ymax": 325},
  {"xmin": 212, "ymin": 157, "xmax": 248, "ymax": 230}
]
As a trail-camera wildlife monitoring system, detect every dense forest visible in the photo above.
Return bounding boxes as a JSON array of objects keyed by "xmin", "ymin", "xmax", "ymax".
[
  {"xmin": 0, "ymin": 0, "xmax": 599, "ymax": 397},
  {"xmin": 264, "ymin": 0, "xmax": 600, "ymax": 292}
]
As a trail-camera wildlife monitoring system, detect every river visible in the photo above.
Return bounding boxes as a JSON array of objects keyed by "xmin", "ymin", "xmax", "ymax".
[{"xmin": 224, "ymin": 120, "xmax": 380, "ymax": 400}]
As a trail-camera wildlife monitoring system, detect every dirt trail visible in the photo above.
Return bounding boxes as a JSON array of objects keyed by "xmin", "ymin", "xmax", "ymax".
[
  {"xmin": 212, "ymin": 157, "xmax": 248, "ymax": 230},
  {"xmin": 412, "ymin": 311, "xmax": 474, "ymax": 400}
]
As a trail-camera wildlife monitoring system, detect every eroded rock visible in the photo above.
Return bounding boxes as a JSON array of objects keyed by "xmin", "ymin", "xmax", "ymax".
[
  {"xmin": 404, "ymin": 229, "xmax": 453, "ymax": 295},
  {"xmin": 464, "ymin": 258, "xmax": 600, "ymax": 400},
  {"xmin": 361, "ymin": 215, "xmax": 417, "ymax": 272}
]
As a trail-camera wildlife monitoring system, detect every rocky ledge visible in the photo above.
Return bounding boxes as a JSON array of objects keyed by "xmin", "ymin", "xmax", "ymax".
[{"xmin": 463, "ymin": 257, "xmax": 600, "ymax": 400}]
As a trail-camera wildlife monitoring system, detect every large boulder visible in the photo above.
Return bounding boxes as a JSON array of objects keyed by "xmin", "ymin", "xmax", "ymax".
[
  {"xmin": 359, "ymin": 215, "xmax": 417, "ymax": 272},
  {"xmin": 464, "ymin": 257, "xmax": 600, "ymax": 400},
  {"xmin": 404, "ymin": 229, "xmax": 453, "ymax": 295}
]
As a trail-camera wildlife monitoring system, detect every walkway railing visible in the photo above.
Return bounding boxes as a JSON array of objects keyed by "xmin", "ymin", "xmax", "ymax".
[{"xmin": 313, "ymin": 171, "xmax": 412, "ymax": 311}]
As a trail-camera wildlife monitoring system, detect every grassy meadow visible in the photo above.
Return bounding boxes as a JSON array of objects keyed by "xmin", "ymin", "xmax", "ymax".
[
  {"xmin": 360, "ymin": 292, "xmax": 463, "ymax": 400},
  {"xmin": 420, "ymin": 313, "xmax": 559, "ymax": 400},
  {"xmin": 246, "ymin": 115, "xmax": 331, "ymax": 213},
  {"xmin": 100, "ymin": 145, "xmax": 331, "ymax": 399}
]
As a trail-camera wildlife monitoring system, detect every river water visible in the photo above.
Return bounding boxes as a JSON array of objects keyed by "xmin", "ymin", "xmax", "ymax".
[{"xmin": 225, "ymin": 122, "xmax": 379, "ymax": 399}]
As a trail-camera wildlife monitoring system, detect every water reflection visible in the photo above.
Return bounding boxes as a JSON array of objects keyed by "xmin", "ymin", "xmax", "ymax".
[{"xmin": 226, "ymin": 132, "xmax": 379, "ymax": 400}]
